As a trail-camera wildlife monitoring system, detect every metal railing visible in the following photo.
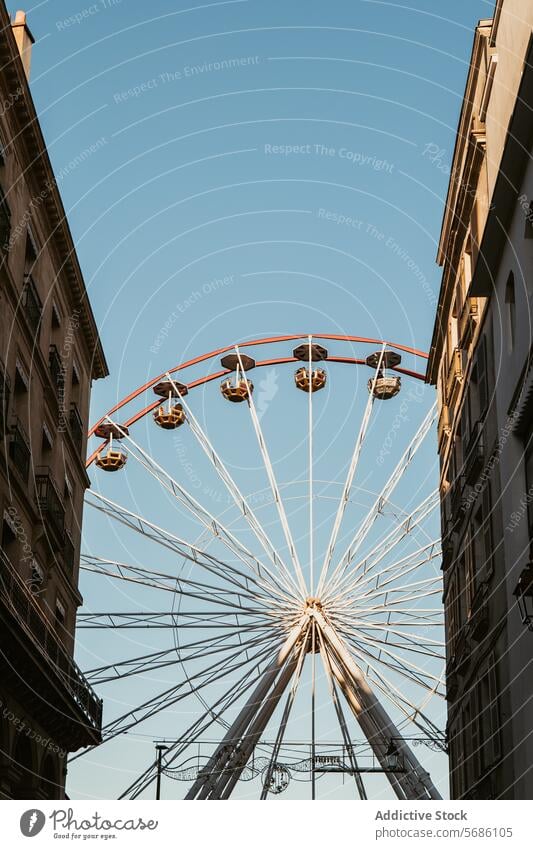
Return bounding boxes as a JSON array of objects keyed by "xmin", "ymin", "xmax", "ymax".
[{"xmin": 0, "ymin": 546, "xmax": 102, "ymax": 730}]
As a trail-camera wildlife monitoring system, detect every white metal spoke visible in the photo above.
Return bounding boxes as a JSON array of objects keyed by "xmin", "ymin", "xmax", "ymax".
[
  {"xmin": 234, "ymin": 347, "xmax": 307, "ymax": 597},
  {"xmin": 105, "ymin": 418, "xmax": 297, "ymax": 606},
  {"xmin": 85, "ymin": 492, "xmax": 289, "ymax": 606},
  {"xmin": 317, "ymin": 343, "xmax": 385, "ymax": 595},
  {"xmin": 324, "ymin": 402, "xmax": 437, "ymax": 598},
  {"xmin": 347, "ymin": 645, "xmax": 445, "ymax": 737},
  {"xmin": 326, "ymin": 489, "xmax": 440, "ymax": 604},
  {"xmin": 308, "ymin": 337, "xmax": 315, "ymax": 594},
  {"xmin": 164, "ymin": 373, "xmax": 302, "ymax": 600}
]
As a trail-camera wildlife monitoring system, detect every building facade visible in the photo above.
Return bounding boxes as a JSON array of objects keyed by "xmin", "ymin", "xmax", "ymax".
[
  {"xmin": 427, "ymin": 0, "xmax": 533, "ymax": 799},
  {"xmin": 0, "ymin": 7, "xmax": 108, "ymax": 798}
]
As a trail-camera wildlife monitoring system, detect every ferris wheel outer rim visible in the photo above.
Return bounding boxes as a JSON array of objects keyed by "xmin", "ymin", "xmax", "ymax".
[{"xmin": 86, "ymin": 334, "xmax": 429, "ymax": 468}]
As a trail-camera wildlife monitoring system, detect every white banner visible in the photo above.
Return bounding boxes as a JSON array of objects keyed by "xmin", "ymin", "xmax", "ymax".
[{"xmin": 1, "ymin": 800, "xmax": 529, "ymax": 848}]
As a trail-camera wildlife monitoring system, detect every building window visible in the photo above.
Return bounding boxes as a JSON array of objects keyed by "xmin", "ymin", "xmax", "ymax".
[
  {"xmin": 505, "ymin": 271, "xmax": 516, "ymax": 351},
  {"xmin": 478, "ymin": 657, "xmax": 501, "ymax": 767},
  {"xmin": 22, "ymin": 275, "xmax": 42, "ymax": 337},
  {"xmin": 24, "ymin": 226, "xmax": 37, "ymax": 270},
  {"xmin": 471, "ymin": 334, "xmax": 489, "ymax": 420}
]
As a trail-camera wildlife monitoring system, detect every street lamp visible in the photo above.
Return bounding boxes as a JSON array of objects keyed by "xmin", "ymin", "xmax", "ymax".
[
  {"xmin": 155, "ymin": 743, "xmax": 168, "ymax": 800},
  {"xmin": 385, "ymin": 739, "xmax": 402, "ymax": 772},
  {"xmin": 513, "ymin": 563, "xmax": 533, "ymax": 631}
]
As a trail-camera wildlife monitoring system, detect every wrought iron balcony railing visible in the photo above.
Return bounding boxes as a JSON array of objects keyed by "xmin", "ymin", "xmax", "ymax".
[
  {"xmin": 0, "ymin": 546, "xmax": 102, "ymax": 731},
  {"xmin": 35, "ymin": 467, "xmax": 65, "ymax": 542}
]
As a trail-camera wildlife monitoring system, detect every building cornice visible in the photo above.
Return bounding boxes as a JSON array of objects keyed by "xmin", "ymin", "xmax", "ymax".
[{"xmin": 0, "ymin": 2, "xmax": 108, "ymax": 381}]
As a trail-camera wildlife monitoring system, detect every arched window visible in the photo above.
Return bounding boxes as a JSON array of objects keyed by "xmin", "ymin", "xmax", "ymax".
[{"xmin": 505, "ymin": 271, "xmax": 516, "ymax": 351}]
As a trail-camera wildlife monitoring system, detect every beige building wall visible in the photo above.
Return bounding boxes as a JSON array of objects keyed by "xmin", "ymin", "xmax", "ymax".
[{"xmin": 428, "ymin": 0, "xmax": 533, "ymax": 799}]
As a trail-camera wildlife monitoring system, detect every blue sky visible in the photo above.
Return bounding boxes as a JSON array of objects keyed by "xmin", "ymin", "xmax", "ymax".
[{"xmin": 21, "ymin": 0, "xmax": 492, "ymax": 799}]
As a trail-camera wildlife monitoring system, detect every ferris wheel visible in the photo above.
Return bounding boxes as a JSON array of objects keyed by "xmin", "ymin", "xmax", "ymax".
[{"xmin": 74, "ymin": 334, "xmax": 446, "ymax": 800}]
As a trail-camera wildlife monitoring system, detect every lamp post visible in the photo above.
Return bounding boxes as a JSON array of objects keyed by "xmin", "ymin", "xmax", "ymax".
[
  {"xmin": 155, "ymin": 743, "xmax": 168, "ymax": 800},
  {"xmin": 513, "ymin": 563, "xmax": 533, "ymax": 631}
]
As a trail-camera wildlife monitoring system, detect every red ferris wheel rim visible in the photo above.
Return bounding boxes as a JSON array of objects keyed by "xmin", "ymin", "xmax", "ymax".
[{"xmin": 86, "ymin": 333, "xmax": 429, "ymax": 469}]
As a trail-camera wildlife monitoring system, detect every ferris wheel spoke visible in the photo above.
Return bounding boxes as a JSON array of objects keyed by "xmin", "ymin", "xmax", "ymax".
[
  {"xmin": 349, "ymin": 648, "xmax": 445, "ymax": 738},
  {"xmin": 77, "ymin": 635, "xmax": 282, "ymax": 760},
  {"xmin": 345, "ymin": 633, "xmax": 445, "ymax": 691},
  {"xmin": 354, "ymin": 648, "xmax": 446, "ymax": 732},
  {"xmin": 84, "ymin": 630, "xmax": 263, "ymax": 685},
  {"xmin": 348, "ymin": 581, "xmax": 443, "ymax": 613},
  {"xmin": 91, "ymin": 630, "xmax": 280, "ymax": 687},
  {"xmin": 85, "ymin": 492, "xmax": 287, "ymax": 605},
  {"xmin": 316, "ymin": 344, "xmax": 385, "ymax": 596},
  {"xmin": 326, "ymin": 491, "xmax": 440, "ymax": 604},
  {"xmin": 337, "ymin": 539, "xmax": 441, "ymax": 602},
  {"xmin": 324, "ymin": 403, "xmax": 437, "ymax": 599},
  {"xmin": 338, "ymin": 620, "xmax": 444, "ymax": 653},
  {"xmin": 79, "ymin": 554, "xmax": 274, "ymax": 611},
  {"xmin": 105, "ymin": 419, "xmax": 296, "ymax": 606},
  {"xmin": 307, "ymin": 338, "xmax": 315, "ymax": 594},
  {"xmin": 123, "ymin": 638, "xmax": 285, "ymax": 799},
  {"xmin": 163, "ymin": 372, "xmax": 302, "ymax": 600},
  {"xmin": 233, "ymin": 347, "xmax": 307, "ymax": 597},
  {"xmin": 79, "ymin": 559, "xmax": 278, "ymax": 620}
]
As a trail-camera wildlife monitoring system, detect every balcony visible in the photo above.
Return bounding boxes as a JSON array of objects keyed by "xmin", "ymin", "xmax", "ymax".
[
  {"xmin": 0, "ymin": 546, "xmax": 102, "ymax": 745},
  {"xmin": 445, "ymin": 348, "xmax": 465, "ymax": 406},
  {"xmin": 22, "ymin": 275, "xmax": 42, "ymax": 337},
  {"xmin": 464, "ymin": 420, "xmax": 485, "ymax": 484},
  {"xmin": 458, "ymin": 297, "xmax": 479, "ymax": 346},
  {"xmin": 69, "ymin": 403, "xmax": 84, "ymax": 453},
  {"xmin": 438, "ymin": 404, "xmax": 451, "ymax": 449},
  {"xmin": 9, "ymin": 418, "xmax": 30, "ymax": 483},
  {"xmin": 48, "ymin": 345, "xmax": 64, "ymax": 395},
  {"xmin": 35, "ymin": 468, "xmax": 65, "ymax": 544}
]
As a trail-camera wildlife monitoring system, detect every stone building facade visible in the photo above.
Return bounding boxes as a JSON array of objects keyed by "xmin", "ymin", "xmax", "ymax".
[
  {"xmin": 427, "ymin": 0, "xmax": 533, "ymax": 799},
  {"xmin": 0, "ymin": 7, "xmax": 108, "ymax": 798}
]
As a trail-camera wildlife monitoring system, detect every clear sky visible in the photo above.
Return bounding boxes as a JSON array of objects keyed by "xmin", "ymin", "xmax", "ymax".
[{"xmin": 21, "ymin": 0, "xmax": 493, "ymax": 800}]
